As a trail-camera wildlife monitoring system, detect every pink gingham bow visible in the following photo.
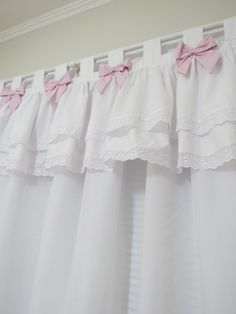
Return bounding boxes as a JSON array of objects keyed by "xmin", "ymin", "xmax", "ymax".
[
  {"xmin": 44, "ymin": 72, "xmax": 72, "ymax": 104},
  {"xmin": 97, "ymin": 58, "xmax": 132, "ymax": 93},
  {"xmin": 0, "ymin": 86, "xmax": 25, "ymax": 112},
  {"xmin": 175, "ymin": 35, "xmax": 220, "ymax": 75}
]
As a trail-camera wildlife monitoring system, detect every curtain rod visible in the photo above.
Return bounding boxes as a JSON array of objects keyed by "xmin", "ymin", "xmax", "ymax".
[{"xmin": 4, "ymin": 20, "xmax": 224, "ymax": 84}]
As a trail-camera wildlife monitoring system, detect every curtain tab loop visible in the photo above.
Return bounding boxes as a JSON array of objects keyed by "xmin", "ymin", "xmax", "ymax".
[
  {"xmin": 224, "ymin": 16, "xmax": 236, "ymax": 40},
  {"xmin": 108, "ymin": 49, "xmax": 124, "ymax": 66},
  {"xmin": 0, "ymin": 80, "xmax": 4, "ymax": 91},
  {"xmin": 143, "ymin": 38, "xmax": 161, "ymax": 66},
  {"xmin": 54, "ymin": 64, "xmax": 68, "ymax": 80},
  {"xmin": 32, "ymin": 70, "xmax": 45, "ymax": 92},
  {"xmin": 80, "ymin": 57, "xmax": 95, "ymax": 77},
  {"xmin": 183, "ymin": 26, "xmax": 203, "ymax": 47},
  {"xmin": 11, "ymin": 76, "xmax": 22, "ymax": 90}
]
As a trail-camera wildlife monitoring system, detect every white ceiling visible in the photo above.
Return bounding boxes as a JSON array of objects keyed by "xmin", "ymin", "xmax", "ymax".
[{"xmin": 0, "ymin": 0, "xmax": 83, "ymax": 31}]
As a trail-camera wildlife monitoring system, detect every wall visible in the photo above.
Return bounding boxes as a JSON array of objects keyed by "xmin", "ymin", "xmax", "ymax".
[{"xmin": 0, "ymin": 0, "xmax": 236, "ymax": 79}]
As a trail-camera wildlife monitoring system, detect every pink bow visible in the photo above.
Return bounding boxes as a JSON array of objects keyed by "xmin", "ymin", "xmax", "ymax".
[
  {"xmin": 175, "ymin": 35, "xmax": 220, "ymax": 75},
  {"xmin": 44, "ymin": 72, "xmax": 72, "ymax": 104},
  {"xmin": 97, "ymin": 58, "xmax": 132, "ymax": 93},
  {"xmin": 0, "ymin": 86, "xmax": 25, "ymax": 112}
]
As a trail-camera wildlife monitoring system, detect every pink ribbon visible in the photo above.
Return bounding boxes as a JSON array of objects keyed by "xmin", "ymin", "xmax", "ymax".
[
  {"xmin": 0, "ymin": 86, "xmax": 25, "ymax": 112},
  {"xmin": 44, "ymin": 72, "xmax": 72, "ymax": 104},
  {"xmin": 97, "ymin": 58, "xmax": 132, "ymax": 93},
  {"xmin": 175, "ymin": 35, "xmax": 220, "ymax": 75}
]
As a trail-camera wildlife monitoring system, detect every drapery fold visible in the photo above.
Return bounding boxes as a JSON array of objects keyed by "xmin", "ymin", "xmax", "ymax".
[
  {"xmin": 1, "ymin": 16, "xmax": 236, "ymax": 314},
  {"xmin": 1, "ymin": 160, "xmax": 236, "ymax": 314}
]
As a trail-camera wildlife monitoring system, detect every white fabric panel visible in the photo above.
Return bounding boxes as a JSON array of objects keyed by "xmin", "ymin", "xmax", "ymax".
[
  {"xmin": 65, "ymin": 164, "xmax": 124, "ymax": 314},
  {"xmin": 0, "ymin": 174, "xmax": 52, "ymax": 314},
  {"xmin": 0, "ymin": 160, "xmax": 236, "ymax": 314},
  {"xmin": 140, "ymin": 165, "xmax": 198, "ymax": 314},
  {"xmin": 29, "ymin": 173, "xmax": 84, "ymax": 314},
  {"xmin": 191, "ymin": 161, "xmax": 236, "ymax": 314}
]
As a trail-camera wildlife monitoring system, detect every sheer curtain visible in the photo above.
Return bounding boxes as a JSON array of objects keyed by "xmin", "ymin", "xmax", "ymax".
[{"xmin": 1, "ymin": 15, "xmax": 236, "ymax": 314}]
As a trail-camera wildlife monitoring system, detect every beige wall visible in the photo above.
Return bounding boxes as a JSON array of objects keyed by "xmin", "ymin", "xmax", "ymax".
[{"xmin": 0, "ymin": 0, "xmax": 236, "ymax": 79}]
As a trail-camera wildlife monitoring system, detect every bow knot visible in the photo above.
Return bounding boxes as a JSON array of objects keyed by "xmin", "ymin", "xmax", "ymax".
[
  {"xmin": 175, "ymin": 35, "xmax": 220, "ymax": 75},
  {"xmin": 44, "ymin": 72, "xmax": 72, "ymax": 104},
  {"xmin": 0, "ymin": 86, "xmax": 25, "ymax": 112},
  {"xmin": 97, "ymin": 58, "xmax": 132, "ymax": 93}
]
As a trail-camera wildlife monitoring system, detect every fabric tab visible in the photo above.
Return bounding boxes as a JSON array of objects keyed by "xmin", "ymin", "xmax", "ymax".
[
  {"xmin": 32, "ymin": 70, "xmax": 45, "ymax": 91},
  {"xmin": 108, "ymin": 49, "xmax": 124, "ymax": 66},
  {"xmin": 0, "ymin": 80, "xmax": 4, "ymax": 91},
  {"xmin": 143, "ymin": 38, "xmax": 161, "ymax": 66},
  {"xmin": 80, "ymin": 57, "xmax": 94, "ymax": 77},
  {"xmin": 224, "ymin": 16, "xmax": 236, "ymax": 40},
  {"xmin": 11, "ymin": 76, "xmax": 22, "ymax": 89},
  {"xmin": 183, "ymin": 26, "xmax": 203, "ymax": 47},
  {"xmin": 55, "ymin": 64, "xmax": 68, "ymax": 79}
]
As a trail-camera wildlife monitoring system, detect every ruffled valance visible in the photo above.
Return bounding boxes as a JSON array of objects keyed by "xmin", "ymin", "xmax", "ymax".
[{"xmin": 0, "ymin": 17, "xmax": 236, "ymax": 176}]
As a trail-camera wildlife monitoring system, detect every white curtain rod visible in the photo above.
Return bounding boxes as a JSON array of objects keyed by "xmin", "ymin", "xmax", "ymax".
[{"xmin": 4, "ymin": 20, "xmax": 224, "ymax": 84}]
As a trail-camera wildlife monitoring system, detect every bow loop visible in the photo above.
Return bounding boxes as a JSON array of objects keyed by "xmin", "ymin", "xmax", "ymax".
[
  {"xmin": 97, "ymin": 58, "xmax": 132, "ymax": 93},
  {"xmin": 175, "ymin": 35, "xmax": 220, "ymax": 75},
  {"xmin": 0, "ymin": 85, "xmax": 25, "ymax": 112},
  {"xmin": 44, "ymin": 72, "xmax": 72, "ymax": 104},
  {"xmin": 98, "ymin": 64, "xmax": 114, "ymax": 77}
]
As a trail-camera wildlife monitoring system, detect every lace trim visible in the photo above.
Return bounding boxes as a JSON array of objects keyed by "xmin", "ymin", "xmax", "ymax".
[
  {"xmin": 107, "ymin": 110, "xmax": 171, "ymax": 136},
  {"xmin": 104, "ymin": 147, "xmax": 174, "ymax": 169},
  {"xmin": 2, "ymin": 107, "xmax": 235, "ymax": 153},
  {"xmin": 179, "ymin": 144, "xmax": 236, "ymax": 169},
  {"xmin": 83, "ymin": 156, "xmax": 112, "ymax": 172},
  {"xmin": 0, "ymin": 126, "xmax": 86, "ymax": 152},
  {"xmin": 0, "ymin": 144, "xmax": 236, "ymax": 176},
  {"xmin": 0, "ymin": 153, "xmax": 85, "ymax": 176},
  {"xmin": 177, "ymin": 107, "xmax": 236, "ymax": 135},
  {"xmin": 49, "ymin": 126, "xmax": 85, "ymax": 143},
  {"xmin": 85, "ymin": 128, "xmax": 106, "ymax": 142},
  {"xmin": 1, "ymin": 130, "xmax": 236, "ymax": 175},
  {"xmin": 0, "ymin": 139, "xmax": 48, "ymax": 152}
]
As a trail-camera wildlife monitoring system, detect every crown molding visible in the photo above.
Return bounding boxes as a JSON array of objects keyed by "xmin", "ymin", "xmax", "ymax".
[{"xmin": 0, "ymin": 0, "xmax": 112, "ymax": 44}]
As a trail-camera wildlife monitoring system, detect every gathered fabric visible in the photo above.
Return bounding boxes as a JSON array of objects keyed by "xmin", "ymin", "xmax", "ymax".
[{"xmin": 0, "ymin": 21, "xmax": 236, "ymax": 176}]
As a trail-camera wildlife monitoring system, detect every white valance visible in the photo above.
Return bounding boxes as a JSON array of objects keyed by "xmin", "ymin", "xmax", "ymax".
[{"xmin": 1, "ymin": 17, "xmax": 236, "ymax": 176}]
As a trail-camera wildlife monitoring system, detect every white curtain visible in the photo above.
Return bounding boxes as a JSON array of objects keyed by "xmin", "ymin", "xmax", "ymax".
[
  {"xmin": 0, "ymin": 160, "xmax": 236, "ymax": 314},
  {"xmin": 1, "ymin": 15, "xmax": 236, "ymax": 314}
]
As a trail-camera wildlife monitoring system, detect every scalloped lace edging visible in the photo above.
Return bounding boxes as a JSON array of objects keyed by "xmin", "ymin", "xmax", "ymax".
[
  {"xmin": 96, "ymin": 107, "xmax": 236, "ymax": 138},
  {"xmin": 179, "ymin": 144, "xmax": 236, "ymax": 169},
  {"xmin": 3, "ymin": 106, "xmax": 236, "ymax": 156},
  {"xmin": 104, "ymin": 147, "xmax": 180, "ymax": 172},
  {"xmin": 0, "ymin": 126, "xmax": 87, "ymax": 152},
  {"xmin": 0, "ymin": 154, "xmax": 85, "ymax": 176},
  {"xmin": 107, "ymin": 110, "xmax": 172, "ymax": 135},
  {"xmin": 177, "ymin": 107, "xmax": 236, "ymax": 135},
  {"xmin": 48, "ymin": 125, "xmax": 85, "ymax": 143},
  {"xmin": 0, "ymin": 144, "xmax": 236, "ymax": 176}
]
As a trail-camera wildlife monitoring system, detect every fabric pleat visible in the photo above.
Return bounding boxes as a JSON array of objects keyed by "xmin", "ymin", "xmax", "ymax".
[
  {"xmin": 191, "ymin": 162, "xmax": 236, "ymax": 314},
  {"xmin": 1, "ymin": 160, "xmax": 236, "ymax": 314}
]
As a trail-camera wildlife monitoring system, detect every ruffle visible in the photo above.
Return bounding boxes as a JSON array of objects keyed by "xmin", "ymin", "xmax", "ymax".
[
  {"xmin": 1, "ymin": 39, "xmax": 236, "ymax": 175},
  {"xmin": 177, "ymin": 107, "xmax": 236, "ymax": 135}
]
